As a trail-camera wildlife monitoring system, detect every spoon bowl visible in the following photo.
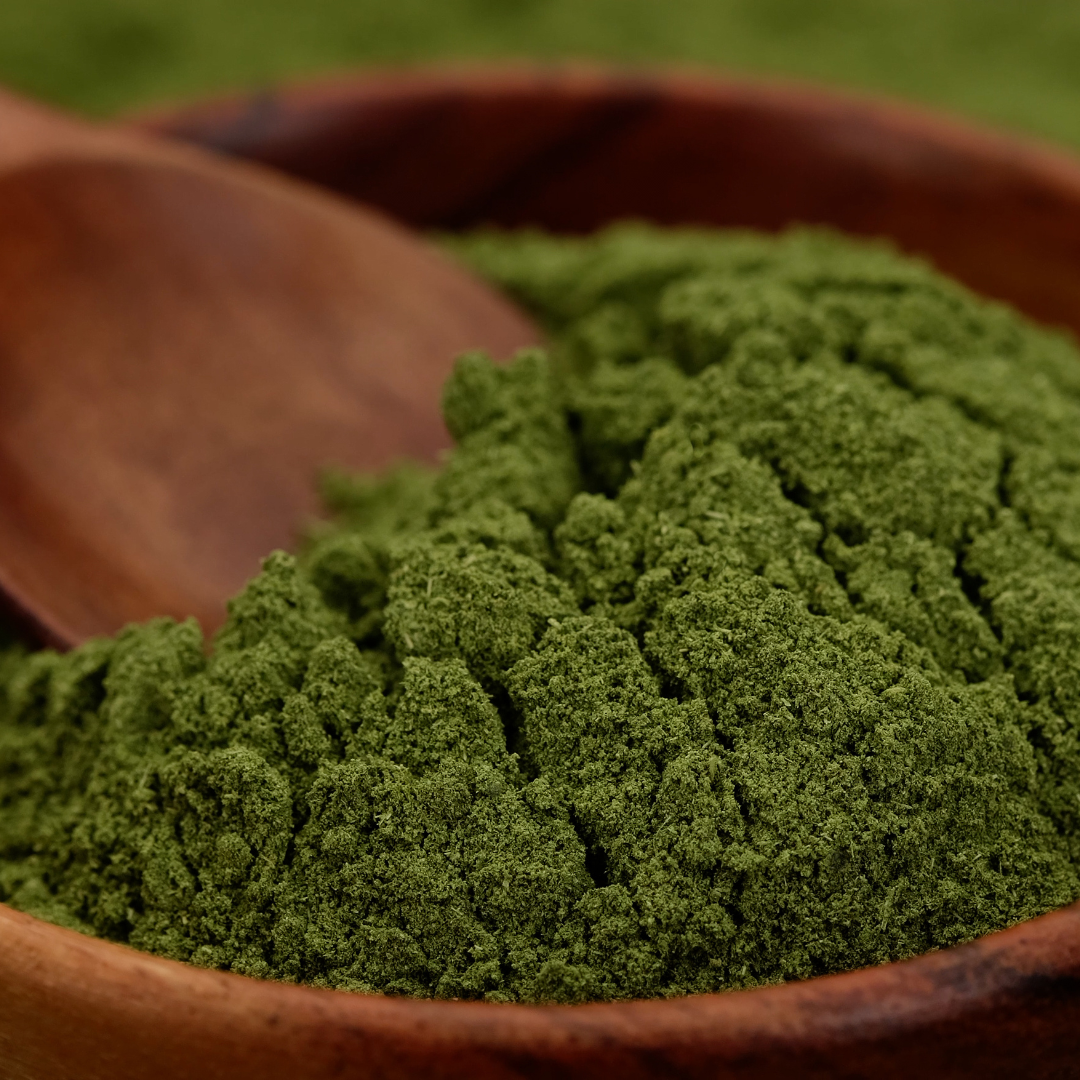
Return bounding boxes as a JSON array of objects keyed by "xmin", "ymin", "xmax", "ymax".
[{"xmin": 0, "ymin": 89, "xmax": 539, "ymax": 647}]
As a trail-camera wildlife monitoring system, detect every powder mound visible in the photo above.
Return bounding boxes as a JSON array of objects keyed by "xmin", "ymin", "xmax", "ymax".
[{"xmin": 5, "ymin": 224, "xmax": 1080, "ymax": 1000}]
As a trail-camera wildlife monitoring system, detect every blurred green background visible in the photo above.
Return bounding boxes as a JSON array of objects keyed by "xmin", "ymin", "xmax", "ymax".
[{"xmin": 2, "ymin": 0, "xmax": 1079, "ymax": 149}]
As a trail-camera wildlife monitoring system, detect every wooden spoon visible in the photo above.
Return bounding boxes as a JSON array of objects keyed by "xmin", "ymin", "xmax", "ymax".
[{"xmin": 0, "ymin": 88, "xmax": 540, "ymax": 648}]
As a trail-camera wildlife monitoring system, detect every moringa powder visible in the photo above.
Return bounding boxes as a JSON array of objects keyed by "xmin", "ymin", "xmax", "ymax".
[{"xmin": 4, "ymin": 224, "xmax": 1080, "ymax": 1002}]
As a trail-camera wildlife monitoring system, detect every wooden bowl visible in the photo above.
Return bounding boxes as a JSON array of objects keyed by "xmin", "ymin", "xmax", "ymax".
[
  {"xmin": 5, "ymin": 66, "xmax": 1080, "ymax": 1079},
  {"xmin": 131, "ymin": 66, "xmax": 1080, "ymax": 340}
]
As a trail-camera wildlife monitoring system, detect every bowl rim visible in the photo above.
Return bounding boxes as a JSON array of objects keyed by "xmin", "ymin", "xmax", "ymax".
[
  {"xmin": 127, "ymin": 60, "xmax": 1080, "ymax": 339},
  {"xmin": 127, "ymin": 59, "xmax": 1080, "ymax": 202},
  {"xmin": 5, "ymin": 897, "xmax": 1080, "ymax": 1057}
]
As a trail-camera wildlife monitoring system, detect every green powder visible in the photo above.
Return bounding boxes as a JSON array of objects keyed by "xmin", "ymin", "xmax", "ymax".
[{"xmin": 4, "ymin": 224, "xmax": 1080, "ymax": 1001}]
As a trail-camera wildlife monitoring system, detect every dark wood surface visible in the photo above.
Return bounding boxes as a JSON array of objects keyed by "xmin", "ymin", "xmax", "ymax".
[
  {"xmin": 0, "ymin": 87, "xmax": 538, "ymax": 647},
  {"xmin": 131, "ymin": 65, "xmax": 1080, "ymax": 342},
  {"xmin": 4, "ymin": 67, "xmax": 1079, "ymax": 1079},
  {"xmin": 3, "ymin": 897, "xmax": 1080, "ymax": 1079}
]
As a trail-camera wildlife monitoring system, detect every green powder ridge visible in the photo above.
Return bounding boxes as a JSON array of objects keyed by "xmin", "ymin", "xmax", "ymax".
[{"xmin": 4, "ymin": 223, "xmax": 1080, "ymax": 1001}]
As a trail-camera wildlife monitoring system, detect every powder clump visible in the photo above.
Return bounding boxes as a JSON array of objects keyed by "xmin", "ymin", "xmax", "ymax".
[{"xmin": 4, "ymin": 224, "xmax": 1080, "ymax": 1000}]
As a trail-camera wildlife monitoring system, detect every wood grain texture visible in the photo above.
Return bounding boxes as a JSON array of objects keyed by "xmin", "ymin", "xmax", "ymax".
[
  {"xmin": 0, "ymin": 88, "xmax": 539, "ymax": 647},
  {"xmin": 2, "ymin": 65, "xmax": 1073, "ymax": 1078},
  {"xmin": 3, "ymin": 898, "xmax": 1080, "ymax": 1079},
  {"xmin": 132, "ymin": 65, "xmax": 1080, "ymax": 340}
]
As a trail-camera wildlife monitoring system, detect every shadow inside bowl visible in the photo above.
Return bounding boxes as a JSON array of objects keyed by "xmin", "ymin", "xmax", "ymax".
[{"xmin": 132, "ymin": 65, "xmax": 1080, "ymax": 342}]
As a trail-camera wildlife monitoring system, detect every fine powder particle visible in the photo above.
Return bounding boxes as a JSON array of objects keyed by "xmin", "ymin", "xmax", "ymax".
[{"xmin": 4, "ymin": 225, "xmax": 1080, "ymax": 1002}]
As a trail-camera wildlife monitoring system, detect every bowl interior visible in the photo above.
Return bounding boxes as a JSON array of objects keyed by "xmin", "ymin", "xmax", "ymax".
[{"xmin": 133, "ymin": 66, "xmax": 1080, "ymax": 341}]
